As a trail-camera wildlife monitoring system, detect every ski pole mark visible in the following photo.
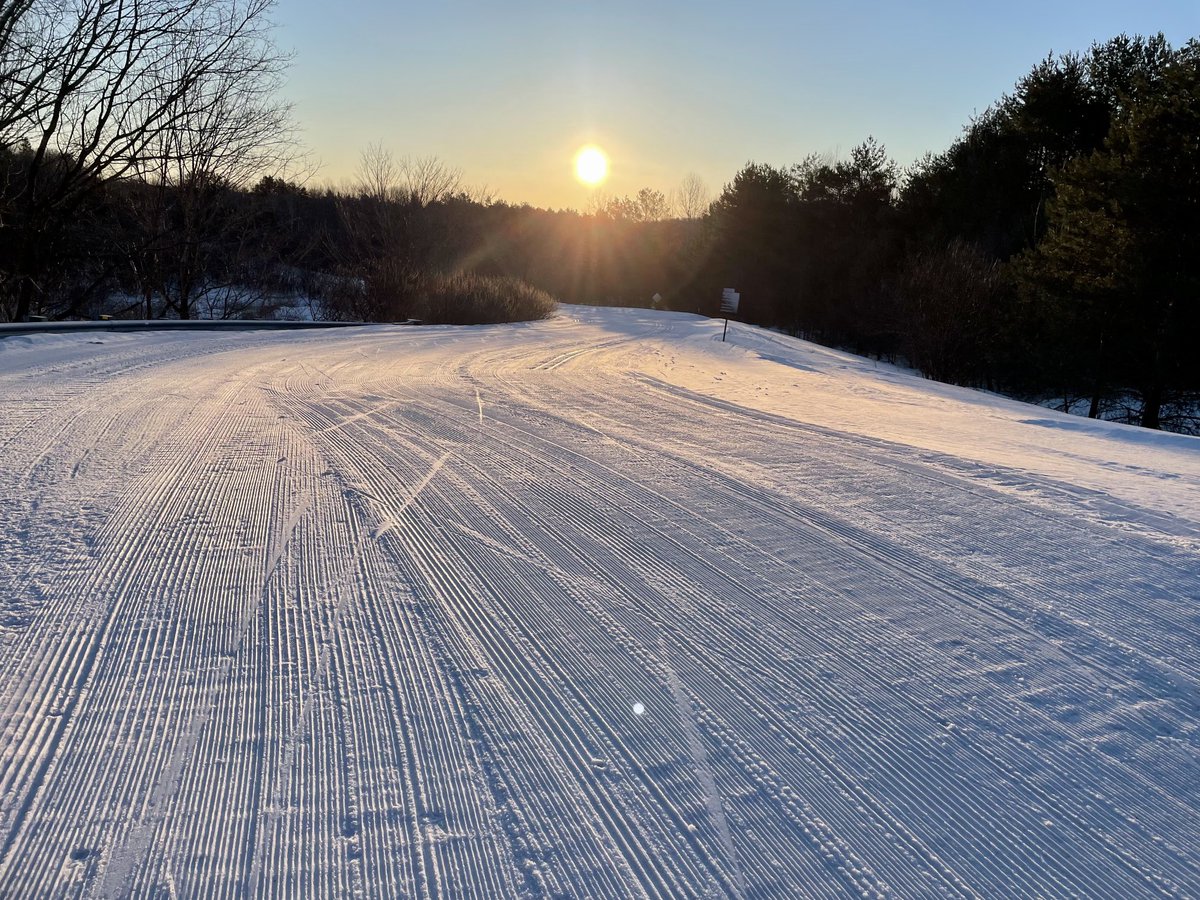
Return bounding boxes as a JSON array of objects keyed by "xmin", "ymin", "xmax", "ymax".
[
  {"xmin": 660, "ymin": 637, "xmax": 748, "ymax": 900},
  {"xmin": 373, "ymin": 451, "xmax": 454, "ymax": 539}
]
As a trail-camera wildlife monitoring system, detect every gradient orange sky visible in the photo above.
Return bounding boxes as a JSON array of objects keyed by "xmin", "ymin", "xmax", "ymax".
[{"xmin": 277, "ymin": 0, "xmax": 1199, "ymax": 210}]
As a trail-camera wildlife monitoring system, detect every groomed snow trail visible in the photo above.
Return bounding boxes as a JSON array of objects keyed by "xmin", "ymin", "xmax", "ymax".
[{"xmin": 1, "ymin": 308, "xmax": 1198, "ymax": 899}]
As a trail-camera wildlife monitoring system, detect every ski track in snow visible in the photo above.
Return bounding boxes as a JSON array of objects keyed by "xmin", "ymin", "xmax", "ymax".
[{"xmin": 0, "ymin": 308, "xmax": 1198, "ymax": 899}]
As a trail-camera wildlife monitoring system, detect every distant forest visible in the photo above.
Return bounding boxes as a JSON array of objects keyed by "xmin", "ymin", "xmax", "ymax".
[{"xmin": 1, "ymin": 4, "xmax": 1197, "ymax": 431}]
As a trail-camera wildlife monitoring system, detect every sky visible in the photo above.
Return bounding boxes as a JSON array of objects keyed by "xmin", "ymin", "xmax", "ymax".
[{"xmin": 276, "ymin": 1, "xmax": 1200, "ymax": 210}]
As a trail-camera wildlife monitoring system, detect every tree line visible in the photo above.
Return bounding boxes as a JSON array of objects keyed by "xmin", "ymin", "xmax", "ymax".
[
  {"xmin": 2, "ymin": 12, "xmax": 1197, "ymax": 431},
  {"xmin": 699, "ymin": 34, "xmax": 1199, "ymax": 432}
]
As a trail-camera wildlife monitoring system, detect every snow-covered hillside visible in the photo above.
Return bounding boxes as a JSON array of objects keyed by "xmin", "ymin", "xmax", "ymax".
[{"xmin": 1, "ymin": 307, "xmax": 1197, "ymax": 898}]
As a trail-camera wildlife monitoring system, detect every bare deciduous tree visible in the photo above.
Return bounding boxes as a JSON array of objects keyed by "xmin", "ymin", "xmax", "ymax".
[
  {"xmin": 332, "ymin": 145, "xmax": 466, "ymax": 321},
  {"xmin": 462, "ymin": 181, "xmax": 496, "ymax": 206},
  {"xmin": 354, "ymin": 144, "xmax": 462, "ymax": 206},
  {"xmin": 122, "ymin": 6, "xmax": 297, "ymax": 318},
  {"xmin": 337, "ymin": 144, "xmax": 418, "ymax": 320},
  {"xmin": 1, "ymin": 0, "xmax": 295, "ymax": 320},
  {"xmin": 1, "ymin": 0, "xmax": 64, "ymax": 140},
  {"xmin": 671, "ymin": 172, "xmax": 710, "ymax": 219},
  {"xmin": 584, "ymin": 189, "xmax": 611, "ymax": 216},
  {"xmin": 355, "ymin": 141, "xmax": 401, "ymax": 203},
  {"xmin": 401, "ymin": 154, "xmax": 462, "ymax": 207}
]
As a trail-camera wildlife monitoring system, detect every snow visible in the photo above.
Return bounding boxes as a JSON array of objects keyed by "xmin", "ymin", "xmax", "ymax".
[{"xmin": 1, "ymin": 306, "xmax": 1197, "ymax": 898}]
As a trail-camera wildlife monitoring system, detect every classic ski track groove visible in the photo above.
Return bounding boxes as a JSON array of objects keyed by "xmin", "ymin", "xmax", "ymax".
[{"xmin": 0, "ymin": 311, "xmax": 1196, "ymax": 899}]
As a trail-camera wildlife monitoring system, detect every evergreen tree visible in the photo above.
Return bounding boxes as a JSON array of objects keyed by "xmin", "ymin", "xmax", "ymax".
[
  {"xmin": 708, "ymin": 163, "xmax": 799, "ymax": 324},
  {"xmin": 1018, "ymin": 41, "xmax": 1200, "ymax": 428}
]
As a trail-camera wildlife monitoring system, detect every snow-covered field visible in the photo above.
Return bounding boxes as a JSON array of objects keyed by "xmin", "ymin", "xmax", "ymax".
[{"xmin": 1, "ymin": 306, "xmax": 1197, "ymax": 898}]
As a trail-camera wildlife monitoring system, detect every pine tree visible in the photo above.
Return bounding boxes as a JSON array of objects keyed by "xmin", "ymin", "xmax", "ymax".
[{"xmin": 1019, "ymin": 42, "xmax": 1200, "ymax": 428}]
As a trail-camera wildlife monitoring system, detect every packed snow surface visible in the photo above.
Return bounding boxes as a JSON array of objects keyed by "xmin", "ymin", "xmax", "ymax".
[{"xmin": 1, "ymin": 306, "xmax": 1198, "ymax": 898}]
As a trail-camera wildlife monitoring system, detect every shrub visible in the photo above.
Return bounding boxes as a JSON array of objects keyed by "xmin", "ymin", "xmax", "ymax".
[{"xmin": 409, "ymin": 273, "xmax": 556, "ymax": 325}]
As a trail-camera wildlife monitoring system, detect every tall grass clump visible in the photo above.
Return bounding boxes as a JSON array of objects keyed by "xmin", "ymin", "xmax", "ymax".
[{"xmin": 410, "ymin": 273, "xmax": 557, "ymax": 325}]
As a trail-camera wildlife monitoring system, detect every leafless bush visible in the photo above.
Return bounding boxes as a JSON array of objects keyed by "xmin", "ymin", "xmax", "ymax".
[{"xmin": 409, "ymin": 273, "xmax": 556, "ymax": 325}]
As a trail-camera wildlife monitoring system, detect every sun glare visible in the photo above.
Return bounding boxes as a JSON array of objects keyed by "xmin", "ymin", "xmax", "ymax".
[{"xmin": 574, "ymin": 145, "xmax": 608, "ymax": 186}]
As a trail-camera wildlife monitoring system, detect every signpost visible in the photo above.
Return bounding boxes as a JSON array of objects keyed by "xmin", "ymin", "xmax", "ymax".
[{"xmin": 719, "ymin": 288, "xmax": 740, "ymax": 341}]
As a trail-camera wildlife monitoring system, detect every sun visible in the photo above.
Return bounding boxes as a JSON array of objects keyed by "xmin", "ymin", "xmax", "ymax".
[{"xmin": 574, "ymin": 145, "xmax": 609, "ymax": 186}]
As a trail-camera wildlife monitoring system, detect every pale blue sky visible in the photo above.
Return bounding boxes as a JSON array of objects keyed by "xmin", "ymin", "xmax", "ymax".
[{"xmin": 276, "ymin": 1, "xmax": 1199, "ymax": 209}]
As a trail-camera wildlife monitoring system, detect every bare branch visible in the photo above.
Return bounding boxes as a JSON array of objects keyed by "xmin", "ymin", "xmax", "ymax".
[
  {"xmin": 399, "ymin": 153, "xmax": 462, "ymax": 207},
  {"xmin": 671, "ymin": 172, "xmax": 710, "ymax": 219}
]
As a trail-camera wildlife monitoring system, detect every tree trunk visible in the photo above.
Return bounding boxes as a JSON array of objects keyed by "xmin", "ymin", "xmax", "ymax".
[
  {"xmin": 11, "ymin": 225, "xmax": 41, "ymax": 321},
  {"xmin": 1141, "ymin": 379, "xmax": 1163, "ymax": 430},
  {"xmin": 14, "ymin": 277, "xmax": 33, "ymax": 322},
  {"xmin": 1087, "ymin": 332, "xmax": 1106, "ymax": 419}
]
